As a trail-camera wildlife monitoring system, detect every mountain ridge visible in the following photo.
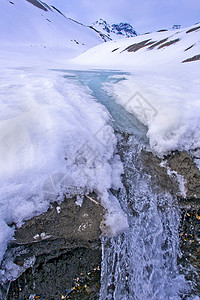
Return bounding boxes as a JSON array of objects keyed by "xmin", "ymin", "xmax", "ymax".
[{"xmin": 91, "ymin": 18, "xmax": 137, "ymax": 40}]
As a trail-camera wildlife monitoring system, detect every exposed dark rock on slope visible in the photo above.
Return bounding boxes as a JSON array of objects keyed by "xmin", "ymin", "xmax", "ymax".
[{"xmin": 25, "ymin": 0, "xmax": 49, "ymax": 11}]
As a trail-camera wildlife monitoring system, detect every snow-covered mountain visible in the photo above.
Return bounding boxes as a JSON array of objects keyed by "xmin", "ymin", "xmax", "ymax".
[
  {"xmin": 0, "ymin": 0, "xmax": 139, "ymax": 65},
  {"xmin": 0, "ymin": 0, "xmax": 103, "ymax": 54},
  {"xmin": 74, "ymin": 23, "xmax": 200, "ymax": 68},
  {"xmin": 91, "ymin": 18, "xmax": 137, "ymax": 40}
]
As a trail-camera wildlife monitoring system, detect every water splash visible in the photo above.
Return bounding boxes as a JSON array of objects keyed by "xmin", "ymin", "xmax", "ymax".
[{"xmin": 99, "ymin": 134, "xmax": 187, "ymax": 300}]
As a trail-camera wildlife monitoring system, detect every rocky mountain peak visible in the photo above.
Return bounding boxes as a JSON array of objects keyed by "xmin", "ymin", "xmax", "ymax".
[{"xmin": 92, "ymin": 18, "xmax": 137, "ymax": 39}]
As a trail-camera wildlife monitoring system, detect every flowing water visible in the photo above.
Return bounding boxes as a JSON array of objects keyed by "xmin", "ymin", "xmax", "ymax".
[
  {"xmin": 61, "ymin": 70, "xmax": 189, "ymax": 300},
  {"xmin": 0, "ymin": 69, "xmax": 197, "ymax": 300}
]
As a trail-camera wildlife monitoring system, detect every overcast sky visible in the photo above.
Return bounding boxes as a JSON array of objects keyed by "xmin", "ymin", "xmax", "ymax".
[{"xmin": 46, "ymin": 0, "xmax": 200, "ymax": 33}]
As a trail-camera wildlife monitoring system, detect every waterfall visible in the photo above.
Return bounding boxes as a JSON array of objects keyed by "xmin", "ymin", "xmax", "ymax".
[{"xmin": 100, "ymin": 134, "xmax": 187, "ymax": 300}]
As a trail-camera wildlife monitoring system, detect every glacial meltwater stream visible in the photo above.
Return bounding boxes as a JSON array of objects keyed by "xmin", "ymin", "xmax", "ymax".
[{"xmin": 61, "ymin": 70, "xmax": 190, "ymax": 300}]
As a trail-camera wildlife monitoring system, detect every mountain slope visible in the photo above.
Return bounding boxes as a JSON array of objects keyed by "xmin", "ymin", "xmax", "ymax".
[
  {"xmin": 0, "ymin": 0, "xmax": 139, "ymax": 64},
  {"xmin": 0, "ymin": 0, "xmax": 102, "ymax": 51},
  {"xmin": 73, "ymin": 24, "xmax": 200, "ymax": 68}
]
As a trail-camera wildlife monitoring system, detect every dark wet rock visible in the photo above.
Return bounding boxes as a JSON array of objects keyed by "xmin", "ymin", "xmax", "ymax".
[
  {"xmin": 14, "ymin": 193, "xmax": 104, "ymax": 246},
  {"xmin": 178, "ymin": 198, "xmax": 200, "ymax": 209},
  {"xmin": 1, "ymin": 193, "xmax": 104, "ymax": 299},
  {"xmin": 166, "ymin": 150, "xmax": 200, "ymax": 200},
  {"xmin": 7, "ymin": 248, "xmax": 101, "ymax": 299},
  {"xmin": 140, "ymin": 148, "xmax": 200, "ymax": 204},
  {"xmin": 179, "ymin": 208, "xmax": 200, "ymax": 297},
  {"xmin": 140, "ymin": 149, "xmax": 179, "ymax": 195}
]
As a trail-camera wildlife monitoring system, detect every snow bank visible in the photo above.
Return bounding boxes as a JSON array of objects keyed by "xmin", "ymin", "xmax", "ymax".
[
  {"xmin": 0, "ymin": 67, "xmax": 127, "ymax": 271},
  {"xmin": 104, "ymin": 71, "xmax": 200, "ymax": 156}
]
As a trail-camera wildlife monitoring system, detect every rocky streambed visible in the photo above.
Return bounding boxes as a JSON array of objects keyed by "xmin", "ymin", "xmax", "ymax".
[{"xmin": 0, "ymin": 146, "xmax": 199, "ymax": 299}]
